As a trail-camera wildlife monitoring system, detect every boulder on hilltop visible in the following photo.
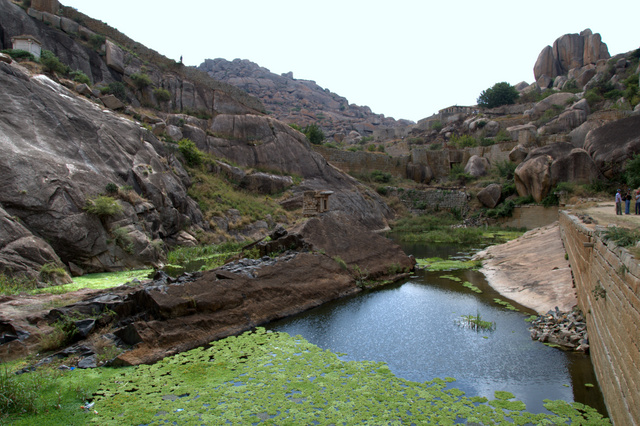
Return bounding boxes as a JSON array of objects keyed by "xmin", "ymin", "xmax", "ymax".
[{"xmin": 533, "ymin": 29, "xmax": 610, "ymax": 82}]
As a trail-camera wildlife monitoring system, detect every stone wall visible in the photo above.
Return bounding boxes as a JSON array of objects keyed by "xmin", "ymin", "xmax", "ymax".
[
  {"xmin": 313, "ymin": 146, "xmax": 410, "ymax": 178},
  {"xmin": 559, "ymin": 211, "xmax": 640, "ymax": 425},
  {"xmin": 386, "ymin": 188, "xmax": 470, "ymax": 214},
  {"xmin": 314, "ymin": 141, "xmax": 518, "ymax": 183}
]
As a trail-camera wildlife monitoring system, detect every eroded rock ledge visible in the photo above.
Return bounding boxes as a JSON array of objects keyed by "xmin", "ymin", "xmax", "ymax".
[{"xmin": 1, "ymin": 212, "xmax": 415, "ymax": 366}]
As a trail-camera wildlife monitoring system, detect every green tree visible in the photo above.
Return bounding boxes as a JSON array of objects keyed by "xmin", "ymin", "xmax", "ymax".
[
  {"xmin": 477, "ymin": 82, "xmax": 519, "ymax": 108},
  {"xmin": 303, "ymin": 124, "xmax": 324, "ymax": 144},
  {"xmin": 625, "ymin": 154, "xmax": 640, "ymax": 188}
]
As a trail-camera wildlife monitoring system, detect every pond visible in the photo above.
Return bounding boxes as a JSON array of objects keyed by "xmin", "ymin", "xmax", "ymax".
[{"xmin": 267, "ymin": 240, "xmax": 608, "ymax": 417}]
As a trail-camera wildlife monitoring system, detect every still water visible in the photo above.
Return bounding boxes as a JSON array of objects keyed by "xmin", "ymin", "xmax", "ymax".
[{"xmin": 267, "ymin": 241, "xmax": 607, "ymax": 417}]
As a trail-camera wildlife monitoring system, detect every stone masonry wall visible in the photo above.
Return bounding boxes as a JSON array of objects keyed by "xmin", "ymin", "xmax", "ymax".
[
  {"xmin": 387, "ymin": 188, "xmax": 470, "ymax": 214},
  {"xmin": 559, "ymin": 211, "xmax": 640, "ymax": 425},
  {"xmin": 313, "ymin": 146, "xmax": 410, "ymax": 178}
]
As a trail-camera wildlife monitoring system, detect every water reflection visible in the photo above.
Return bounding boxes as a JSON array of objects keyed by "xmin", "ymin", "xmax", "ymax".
[{"xmin": 267, "ymin": 243, "xmax": 607, "ymax": 416}]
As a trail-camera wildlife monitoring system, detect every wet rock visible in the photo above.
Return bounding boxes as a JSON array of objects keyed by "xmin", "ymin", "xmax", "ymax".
[{"xmin": 528, "ymin": 307, "xmax": 588, "ymax": 351}]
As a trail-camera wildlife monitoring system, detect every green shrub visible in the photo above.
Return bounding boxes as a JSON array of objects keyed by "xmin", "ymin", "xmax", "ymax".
[
  {"xmin": 111, "ymin": 227, "xmax": 134, "ymax": 253},
  {"xmin": 131, "ymin": 72, "xmax": 152, "ymax": 89},
  {"xmin": 0, "ymin": 273, "xmax": 39, "ymax": 295},
  {"xmin": 625, "ymin": 154, "xmax": 640, "ymax": 188},
  {"xmin": 39, "ymin": 263, "xmax": 68, "ymax": 283},
  {"xmin": 602, "ymin": 226, "xmax": 640, "ymax": 248},
  {"xmin": 303, "ymin": 124, "xmax": 324, "ymax": 145},
  {"xmin": 429, "ymin": 143, "xmax": 442, "ymax": 150},
  {"xmin": 105, "ymin": 182, "xmax": 119, "ymax": 194},
  {"xmin": 103, "ymin": 81, "xmax": 127, "ymax": 101},
  {"xmin": 376, "ymin": 186, "xmax": 388, "ymax": 196},
  {"xmin": 496, "ymin": 160, "xmax": 517, "ymax": 180},
  {"xmin": 477, "ymin": 82, "xmax": 519, "ymax": 108},
  {"xmin": 88, "ymin": 34, "xmax": 106, "ymax": 50},
  {"xmin": 431, "ymin": 120, "xmax": 443, "ymax": 132},
  {"xmin": 479, "ymin": 138, "xmax": 495, "ymax": 147},
  {"xmin": 494, "ymin": 129, "xmax": 512, "ymax": 142},
  {"xmin": 69, "ymin": 69, "xmax": 90, "ymax": 84},
  {"xmin": 178, "ymin": 138, "xmax": 204, "ymax": 167},
  {"xmin": 0, "ymin": 366, "xmax": 44, "ymax": 415},
  {"xmin": 40, "ymin": 50, "xmax": 69, "ymax": 75},
  {"xmin": 153, "ymin": 87, "xmax": 171, "ymax": 102},
  {"xmin": 1, "ymin": 49, "xmax": 35, "ymax": 61},
  {"xmin": 584, "ymin": 89, "xmax": 603, "ymax": 107},
  {"xmin": 367, "ymin": 144, "xmax": 377, "ymax": 152},
  {"xmin": 371, "ymin": 170, "xmax": 392, "ymax": 183},
  {"xmin": 449, "ymin": 134, "xmax": 477, "ymax": 149},
  {"xmin": 83, "ymin": 195, "xmax": 123, "ymax": 217}
]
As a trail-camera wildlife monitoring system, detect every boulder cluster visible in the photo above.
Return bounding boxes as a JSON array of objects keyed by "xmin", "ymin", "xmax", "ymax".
[{"xmin": 528, "ymin": 307, "xmax": 589, "ymax": 352}]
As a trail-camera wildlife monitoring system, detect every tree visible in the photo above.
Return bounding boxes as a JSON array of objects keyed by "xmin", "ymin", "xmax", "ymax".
[{"xmin": 477, "ymin": 82, "xmax": 519, "ymax": 109}]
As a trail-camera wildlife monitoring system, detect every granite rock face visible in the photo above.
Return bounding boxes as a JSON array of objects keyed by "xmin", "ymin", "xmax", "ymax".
[
  {"xmin": 533, "ymin": 29, "xmax": 610, "ymax": 81},
  {"xmin": 198, "ymin": 58, "xmax": 413, "ymax": 139}
]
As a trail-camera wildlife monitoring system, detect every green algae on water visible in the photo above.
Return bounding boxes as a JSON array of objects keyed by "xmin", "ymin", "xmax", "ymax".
[
  {"xmin": 416, "ymin": 257, "xmax": 481, "ymax": 271},
  {"xmin": 6, "ymin": 328, "xmax": 611, "ymax": 425}
]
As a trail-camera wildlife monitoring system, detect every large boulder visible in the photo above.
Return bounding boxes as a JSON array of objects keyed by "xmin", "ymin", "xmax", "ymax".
[
  {"xmin": 464, "ymin": 155, "xmax": 490, "ymax": 177},
  {"xmin": 477, "ymin": 184, "xmax": 502, "ymax": 208},
  {"xmin": 515, "ymin": 155, "xmax": 553, "ymax": 202},
  {"xmin": 0, "ymin": 206, "xmax": 71, "ymax": 284},
  {"xmin": 583, "ymin": 114, "xmax": 640, "ymax": 178},
  {"xmin": 533, "ymin": 29, "xmax": 610, "ymax": 81},
  {"xmin": 515, "ymin": 142, "xmax": 599, "ymax": 201}
]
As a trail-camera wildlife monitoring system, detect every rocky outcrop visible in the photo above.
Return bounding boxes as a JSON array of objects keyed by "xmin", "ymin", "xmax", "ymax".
[
  {"xmin": 0, "ymin": 206, "xmax": 71, "ymax": 284},
  {"xmin": 0, "ymin": 61, "xmax": 200, "ymax": 272},
  {"xmin": 2, "ymin": 213, "xmax": 414, "ymax": 365},
  {"xmin": 198, "ymin": 58, "xmax": 413, "ymax": 139},
  {"xmin": 533, "ymin": 29, "xmax": 610, "ymax": 81},
  {"xmin": 515, "ymin": 143, "xmax": 599, "ymax": 202},
  {"xmin": 464, "ymin": 155, "xmax": 490, "ymax": 177},
  {"xmin": 583, "ymin": 114, "xmax": 640, "ymax": 178}
]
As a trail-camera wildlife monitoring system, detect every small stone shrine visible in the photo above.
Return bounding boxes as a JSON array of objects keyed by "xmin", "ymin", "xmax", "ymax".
[{"xmin": 303, "ymin": 190, "xmax": 333, "ymax": 217}]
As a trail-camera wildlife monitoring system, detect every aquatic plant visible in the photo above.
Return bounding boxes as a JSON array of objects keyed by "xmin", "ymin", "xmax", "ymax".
[
  {"xmin": 4, "ymin": 329, "xmax": 610, "ymax": 425},
  {"xmin": 493, "ymin": 298, "xmax": 520, "ymax": 312},
  {"xmin": 458, "ymin": 312, "xmax": 495, "ymax": 331},
  {"xmin": 416, "ymin": 257, "xmax": 481, "ymax": 271}
]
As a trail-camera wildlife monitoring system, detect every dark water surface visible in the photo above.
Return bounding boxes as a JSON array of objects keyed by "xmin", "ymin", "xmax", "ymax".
[{"xmin": 267, "ymin": 241, "xmax": 608, "ymax": 417}]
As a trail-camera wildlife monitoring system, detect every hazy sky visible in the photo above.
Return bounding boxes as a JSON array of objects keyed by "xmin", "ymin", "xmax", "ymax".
[{"xmin": 61, "ymin": 1, "xmax": 640, "ymax": 122}]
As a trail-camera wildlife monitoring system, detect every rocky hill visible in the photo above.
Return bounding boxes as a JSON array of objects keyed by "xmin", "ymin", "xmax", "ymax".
[
  {"xmin": 315, "ymin": 29, "xmax": 640, "ymax": 208},
  {"xmin": 198, "ymin": 58, "xmax": 413, "ymax": 141},
  {"xmin": 0, "ymin": 0, "xmax": 395, "ymax": 281}
]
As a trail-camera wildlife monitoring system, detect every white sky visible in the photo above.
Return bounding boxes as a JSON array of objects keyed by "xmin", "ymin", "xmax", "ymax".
[{"xmin": 61, "ymin": 1, "xmax": 640, "ymax": 122}]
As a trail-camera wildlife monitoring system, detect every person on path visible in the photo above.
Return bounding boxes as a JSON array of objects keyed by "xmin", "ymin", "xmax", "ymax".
[
  {"xmin": 625, "ymin": 191, "xmax": 631, "ymax": 214},
  {"xmin": 635, "ymin": 190, "xmax": 640, "ymax": 215},
  {"xmin": 615, "ymin": 189, "xmax": 622, "ymax": 215}
]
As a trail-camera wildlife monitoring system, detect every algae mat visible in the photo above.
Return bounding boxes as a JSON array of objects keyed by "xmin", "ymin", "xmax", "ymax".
[{"xmin": 9, "ymin": 328, "xmax": 609, "ymax": 425}]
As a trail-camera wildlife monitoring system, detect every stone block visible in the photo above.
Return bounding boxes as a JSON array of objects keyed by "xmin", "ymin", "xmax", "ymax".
[
  {"xmin": 41, "ymin": 11, "xmax": 61, "ymax": 29},
  {"xmin": 31, "ymin": 0, "xmax": 59, "ymax": 14},
  {"xmin": 60, "ymin": 16, "xmax": 79, "ymax": 34},
  {"xmin": 27, "ymin": 7, "xmax": 43, "ymax": 20},
  {"xmin": 100, "ymin": 94, "xmax": 125, "ymax": 110},
  {"xmin": 105, "ymin": 40, "xmax": 125, "ymax": 74}
]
